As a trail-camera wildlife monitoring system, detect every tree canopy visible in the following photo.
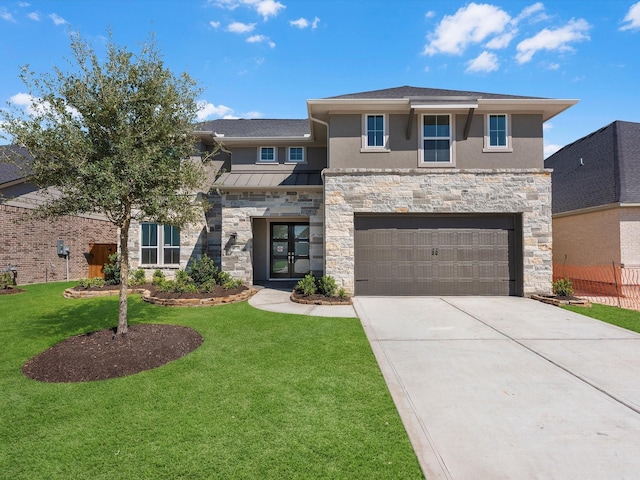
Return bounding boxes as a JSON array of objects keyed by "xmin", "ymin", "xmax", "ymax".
[{"xmin": 1, "ymin": 32, "xmax": 212, "ymax": 334}]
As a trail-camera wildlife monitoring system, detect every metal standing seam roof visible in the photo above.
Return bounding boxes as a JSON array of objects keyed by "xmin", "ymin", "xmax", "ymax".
[{"xmin": 216, "ymin": 171, "xmax": 323, "ymax": 189}]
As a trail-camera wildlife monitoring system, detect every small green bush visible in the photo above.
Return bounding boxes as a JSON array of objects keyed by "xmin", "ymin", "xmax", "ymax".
[
  {"xmin": 317, "ymin": 275, "xmax": 337, "ymax": 297},
  {"xmin": 175, "ymin": 269, "xmax": 191, "ymax": 285},
  {"xmin": 77, "ymin": 277, "xmax": 105, "ymax": 288},
  {"xmin": 553, "ymin": 277, "xmax": 575, "ymax": 297},
  {"xmin": 0, "ymin": 271, "xmax": 15, "ymax": 289},
  {"xmin": 223, "ymin": 279, "xmax": 244, "ymax": 290},
  {"xmin": 103, "ymin": 253, "xmax": 121, "ymax": 285},
  {"xmin": 337, "ymin": 288, "xmax": 348, "ymax": 300},
  {"xmin": 186, "ymin": 254, "xmax": 219, "ymax": 287},
  {"xmin": 216, "ymin": 270, "xmax": 232, "ymax": 286},
  {"xmin": 152, "ymin": 269, "xmax": 166, "ymax": 286},
  {"xmin": 296, "ymin": 273, "xmax": 317, "ymax": 295},
  {"xmin": 129, "ymin": 268, "xmax": 147, "ymax": 286}
]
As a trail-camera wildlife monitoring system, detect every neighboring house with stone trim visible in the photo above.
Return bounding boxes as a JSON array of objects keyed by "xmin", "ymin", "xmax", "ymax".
[
  {"xmin": 0, "ymin": 145, "xmax": 118, "ymax": 284},
  {"xmin": 128, "ymin": 86, "xmax": 576, "ymax": 297},
  {"xmin": 544, "ymin": 121, "xmax": 640, "ymax": 274}
]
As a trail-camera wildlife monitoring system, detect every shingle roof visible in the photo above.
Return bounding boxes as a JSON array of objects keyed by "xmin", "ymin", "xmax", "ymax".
[
  {"xmin": 0, "ymin": 145, "xmax": 32, "ymax": 186},
  {"xmin": 196, "ymin": 119, "xmax": 309, "ymax": 138},
  {"xmin": 325, "ymin": 85, "xmax": 541, "ymax": 100},
  {"xmin": 544, "ymin": 120, "xmax": 640, "ymax": 213}
]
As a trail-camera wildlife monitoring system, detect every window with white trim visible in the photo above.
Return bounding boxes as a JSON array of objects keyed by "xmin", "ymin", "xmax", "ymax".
[
  {"xmin": 361, "ymin": 114, "xmax": 389, "ymax": 150},
  {"xmin": 421, "ymin": 114, "xmax": 452, "ymax": 163},
  {"xmin": 257, "ymin": 146, "xmax": 277, "ymax": 163},
  {"xmin": 141, "ymin": 223, "xmax": 180, "ymax": 265},
  {"xmin": 484, "ymin": 114, "xmax": 512, "ymax": 151},
  {"xmin": 287, "ymin": 146, "xmax": 305, "ymax": 163}
]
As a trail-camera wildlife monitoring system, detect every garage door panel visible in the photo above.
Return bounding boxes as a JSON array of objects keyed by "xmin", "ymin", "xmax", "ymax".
[{"xmin": 354, "ymin": 214, "xmax": 520, "ymax": 296}]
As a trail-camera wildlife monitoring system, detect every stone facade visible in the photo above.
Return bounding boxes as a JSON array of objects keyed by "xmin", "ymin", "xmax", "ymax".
[
  {"xmin": 0, "ymin": 204, "xmax": 117, "ymax": 284},
  {"xmin": 220, "ymin": 190, "xmax": 324, "ymax": 285},
  {"xmin": 323, "ymin": 168, "xmax": 553, "ymax": 296}
]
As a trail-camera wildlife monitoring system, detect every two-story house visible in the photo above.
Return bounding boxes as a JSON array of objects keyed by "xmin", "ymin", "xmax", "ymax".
[{"xmin": 128, "ymin": 86, "xmax": 576, "ymax": 297}]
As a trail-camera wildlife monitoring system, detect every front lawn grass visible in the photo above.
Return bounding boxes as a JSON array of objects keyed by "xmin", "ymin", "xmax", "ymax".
[
  {"xmin": 564, "ymin": 303, "xmax": 640, "ymax": 334},
  {"xmin": 0, "ymin": 283, "xmax": 423, "ymax": 479}
]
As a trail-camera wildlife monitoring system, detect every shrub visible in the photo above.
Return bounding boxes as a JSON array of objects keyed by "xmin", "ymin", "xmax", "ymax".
[
  {"xmin": 175, "ymin": 269, "xmax": 191, "ymax": 285},
  {"xmin": 223, "ymin": 279, "xmax": 244, "ymax": 290},
  {"xmin": 103, "ymin": 253, "xmax": 121, "ymax": 285},
  {"xmin": 337, "ymin": 288, "xmax": 348, "ymax": 300},
  {"xmin": 186, "ymin": 254, "xmax": 219, "ymax": 287},
  {"xmin": 216, "ymin": 270, "xmax": 232, "ymax": 286},
  {"xmin": 77, "ymin": 277, "xmax": 105, "ymax": 288},
  {"xmin": 0, "ymin": 271, "xmax": 15, "ymax": 289},
  {"xmin": 152, "ymin": 269, "xmax": 166, "ymax": 286},
  {"xmin": 317, "ymin": 275, "xmax": 338, "ymax": 297},
  {"xmin": 129, "ymin": 268, "xmax": 147, "ymax": 286},
  {"xmin": 553, "ymin": 277, "xmax": 574, "ymax": 297},
  {"xmin": 296, "ymin": 273, "xmax": 317, "ymax": 296}
]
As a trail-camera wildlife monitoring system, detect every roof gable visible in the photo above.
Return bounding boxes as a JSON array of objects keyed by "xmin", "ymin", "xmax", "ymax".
[{"xmin": 325, "ymin": 85, "xmax": 541, "ymax": 101}]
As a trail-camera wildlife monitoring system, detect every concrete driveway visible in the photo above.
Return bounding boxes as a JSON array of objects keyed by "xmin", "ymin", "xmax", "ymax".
[{"xmin": 353, "ymin": 296, "xmax": 640, "ymax": 480}]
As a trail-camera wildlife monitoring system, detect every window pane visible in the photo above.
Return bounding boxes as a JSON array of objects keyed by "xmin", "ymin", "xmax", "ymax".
[
  {"xmin": 367, "ymin": 115, "xmax": 384, "ymax": 147},
  {"xmin": 424, "ymin": 139, "xmax": 450, "ymax": 162},
  {"xmin": 289, "ymin": 147, "xmax": 303, "ymax": 162},
  {"xmin": 295, "ymin": 241, "xmax": 309, "ymax": 256},
  {"xmin": 261, "ymin": 147, "xmax": 275, "ymax": 161},
  {"xmin": 424, "ymin": 115, "xmax": 449, "ymax": 138},
  {"xmin": 142, "ymin": 224, "xmax": 157, "ymax": 247},
  {"xmin": 489, "ymin": 115, "xmax": 507, "ymax": 147},
  {"xmin": 272, "ymin": 225, "xmax": 288, "ymax": 239},
  {"xmin": 164, "ymin": 225, "xmax": 180, "ymax": 246},
  {"xmin": 164, "ymin": 247, "xmax": 180, "ymax": 264},
  {"xmin": 142, "ymin": 248, "xmax": 157, "ymax": 265},
  {"xmin": 272, "ymin": 241, "xmax": 289, "ymax": 256},
  {"xmin": 294, "ymin": 225, "xmax": 309, "ymax": 240}
]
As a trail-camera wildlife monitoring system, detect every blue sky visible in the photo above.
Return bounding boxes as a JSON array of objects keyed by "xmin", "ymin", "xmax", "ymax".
[{"xmin": 1, "ymin": 0, "xmax": 640, "ymax": 156}]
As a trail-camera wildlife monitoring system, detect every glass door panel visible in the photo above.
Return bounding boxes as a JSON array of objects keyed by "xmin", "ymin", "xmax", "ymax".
[{"xmin": 270, "ymin": 222, "xmax": 310, "ymax": 278}]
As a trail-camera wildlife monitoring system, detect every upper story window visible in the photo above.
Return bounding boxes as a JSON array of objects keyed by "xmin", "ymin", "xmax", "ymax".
[
  {"xmin": 287, "ymin": 146, "xmax": 305, "ymax": 163},
  {"xmin": 484, "ymin": 114, "xmax": 512, "ymax": 152},
  {"xmin": 258, "ymin": 146, "xmax": 277, "ymax": 163},
  {"xmin": 361, "ymin": 114, "xmax": 389, "ymax": 151},
  {"xmin": 421, "ymin": 114, "xmax": 452, "ymax": 164},
  {"xmin": 141, "ymin": 223, "xmax": 180, "ymax": 265}
]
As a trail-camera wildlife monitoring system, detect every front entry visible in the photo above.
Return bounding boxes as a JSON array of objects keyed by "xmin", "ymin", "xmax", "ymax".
[{"xmin": 270, "ymin": 222, "xmax": 310, "ymax": 279}]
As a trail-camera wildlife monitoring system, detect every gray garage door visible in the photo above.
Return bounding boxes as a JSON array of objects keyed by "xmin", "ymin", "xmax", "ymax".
[{"xmin": 354, "ymin": 214, "xmax": 521, "ymax": 296}]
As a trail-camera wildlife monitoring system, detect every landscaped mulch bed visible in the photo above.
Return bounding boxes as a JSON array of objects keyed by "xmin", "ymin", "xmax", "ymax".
[
  {"xmin": 23, "ymin": 324, "xmax": 203, "ymax": 383},
  {"xmin": 0, "ymin": 286, "xmax": 26, "ymax": 295},
  {"xmin": 290, "ymin": 290, "xmax": 352, "ymax": 306},
  {"xmin": 531, "ymin": 294, "xmax": 591, "ymax": 307},
  {"xmin": 65, "ymin": 283, "xmax": 256, "ymax": 306}
]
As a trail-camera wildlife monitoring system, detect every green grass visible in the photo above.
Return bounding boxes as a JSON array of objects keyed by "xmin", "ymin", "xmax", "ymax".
[
  {"xmin": 0, "ymin": 283, "xmax": 423, "ymax": 479},
  {"xmin": 564, "ymin": 303, "xmax": 640, "ymax": 334}
]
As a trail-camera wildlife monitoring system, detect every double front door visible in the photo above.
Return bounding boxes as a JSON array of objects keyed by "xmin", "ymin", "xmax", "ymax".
[{"xmin": 270, "ymin": 222, "xmax": 310, "ymax": 279}]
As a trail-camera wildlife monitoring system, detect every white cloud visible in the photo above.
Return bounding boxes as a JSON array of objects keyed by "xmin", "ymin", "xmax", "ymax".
[
  {"xmin": 27, "ymin": 11, "xmax": 40, "ymax": 21},
  {"xmin": 227, "ymin": 21, "xmax": 255, "ymax": 33},
  {"xmin": 290, "ymin": 16, "xmax": 320, "ymax": 29},
  {"xmin": 544, "ymin": 143, "xmax": 562, "ymax": 158},
  {"xmin": 547, "ymin": 62, "xmax": 560, "ymax": 70},
  {"xmin": 620, "ymin": 1, "xmax": 640, "ymax": 31},
  {"xmin": 242, "ymin": 110, "xmax": 263, "ymax": 119},
  {"xmin": 1, "ymin": 8, "xmax": 16, "ymax": 22},
  {"xmin": 209, "ymin": 20, "xmax": 220, "ymax": 28},
  {"xmin": 485, "ymin": 30, "xmax": 517, "ymax": 49},
  {"xmin": 425, "ymin": 11, "xmax": 436, "ymax": 19},
  {"xmin": 514, "ymin": 2, "xmax": 546, "ymax": 23},
  {"xmin": 543, "ymin": 122, "xmax": 553, "ymax": 131},
  {"xmin": 49, "ymin": 13, "xmax": 67, "ymax": 25},
  {"xmin": 515, "ymin": 18, "xmax": 590, "ymax": 64},
  {"xmin": 465, "ymin": 51, "xmax": 499, "ymax": 73},
  {"xmin": 196, "ymin": 101, "xmax": 233, "ymax": 121},
  {"xmin": 18, "ymin": 2, "xmax": 30, "ymax": 6},
  {"xmin": 211, "ymin": 0, "xmax": 284, "ymax": 20},
  {"xmin": 424, "ymin": 3, "xmax": 511, "ymax": 55},
  {"xmin": 247, "ymin": 34, "xmax": 275, "ymax": 47},
  {"xmin": 10, "ymin": 92, "xmax": 79, "ymax": 119}
]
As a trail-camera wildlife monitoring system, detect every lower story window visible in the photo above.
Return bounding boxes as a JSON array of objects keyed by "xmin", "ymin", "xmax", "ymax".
[{"xmin": 141, "ymin": 223, "xmax": 180, "ymax": 265}]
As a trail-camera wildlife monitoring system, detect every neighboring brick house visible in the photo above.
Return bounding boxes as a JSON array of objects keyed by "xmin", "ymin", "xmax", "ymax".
[
  {"xmin": 544, "ymin": 121, "xmax": 640, "ymax": 274},
  {"xmin": 129, "ymin": 86, "xmax": 575, "ymax": 297},
  {"xmin": 0, "ymin": 146, "xmax": 117, "ymax": 284}
]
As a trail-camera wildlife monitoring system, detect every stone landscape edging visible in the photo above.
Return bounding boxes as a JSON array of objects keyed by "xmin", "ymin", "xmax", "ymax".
[
  {"xmin": 289, "ymin": 291, "xmax": 353, "ymax": 306},
  {"xmin": 64, "ymin": 287, "xmax": 257, "ymax": 307},
  {"xmin": 530, "ymin": 294, "xmax": 591, "ymax": 307}
]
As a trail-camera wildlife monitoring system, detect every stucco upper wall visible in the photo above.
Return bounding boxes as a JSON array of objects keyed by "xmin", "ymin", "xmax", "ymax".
[
  {"xmin": 228, "ymin": 146, "xmax": 327, "ymax": 172},
  {"xmin": 328, "ymin": 113, "xmax": 544, "ymax": 169}
]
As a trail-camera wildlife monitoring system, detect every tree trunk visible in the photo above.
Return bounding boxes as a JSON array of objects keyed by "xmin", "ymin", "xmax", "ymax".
[{"xmin": 116, "ymin": 214, "xmax": 131, "ymax": 335}]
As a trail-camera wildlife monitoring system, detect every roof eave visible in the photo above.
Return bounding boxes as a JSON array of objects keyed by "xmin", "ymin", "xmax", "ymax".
[{"xmin": 477, "ymin": 98, "xmax": 579, "ymax": 121}]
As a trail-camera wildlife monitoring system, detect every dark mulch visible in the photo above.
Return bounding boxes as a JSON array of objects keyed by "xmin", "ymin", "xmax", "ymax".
[
  {"xmin": 73, "ymin": 282, "xmax": 247, "ymax": 299},
  {"xmin": 23, "ymin": 324, "xmax": 203, "ymax": 383},
  {"xmin": 291, "ymin": 290, "xmax": 352, "ymax": 304},
  {"xmin": 0, "ymin": 287, "xmax": 26, "ymax": 295}
]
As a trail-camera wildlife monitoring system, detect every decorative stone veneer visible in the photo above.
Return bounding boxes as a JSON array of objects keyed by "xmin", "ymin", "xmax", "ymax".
[
  {"xmin": 220, "ymin": 190, "xmax": 324, "ymax": 285},
  {"xmin": 323, "ymin": 168, "xmax": 553, "ymax": 297}
]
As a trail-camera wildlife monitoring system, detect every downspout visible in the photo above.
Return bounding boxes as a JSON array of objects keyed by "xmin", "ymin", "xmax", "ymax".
[{"xmin": 309, "ymin": 114, "xmax": 330, "ymax": 278}]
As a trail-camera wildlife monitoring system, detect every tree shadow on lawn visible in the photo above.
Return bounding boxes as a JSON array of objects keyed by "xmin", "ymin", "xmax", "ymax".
[{"xmin": 20, "ymin": 295, "xmax": 161, "ymax": 347}]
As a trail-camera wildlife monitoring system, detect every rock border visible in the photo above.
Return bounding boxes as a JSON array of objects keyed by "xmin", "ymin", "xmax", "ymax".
[
  {"xmin": 290, "ymin": 291, "xmax": 353, "ymax": 306},
  {"xmin": 64, "ymin": 287, "xmax": 257, "ymax": 307},
  {"xmin": 531, "ymin": 294, "xmax": 591, "ymax": 307}
]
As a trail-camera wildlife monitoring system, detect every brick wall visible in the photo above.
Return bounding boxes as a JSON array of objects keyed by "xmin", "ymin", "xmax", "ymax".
[{"xmin": 0, "ymin": 204, "xmax": 117, "ymax": 284}]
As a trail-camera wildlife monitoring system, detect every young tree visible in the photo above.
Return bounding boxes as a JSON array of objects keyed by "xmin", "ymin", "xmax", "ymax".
[{"xmin": 1, "ymin": 33, "xmax": 212, "ymax": 335}]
